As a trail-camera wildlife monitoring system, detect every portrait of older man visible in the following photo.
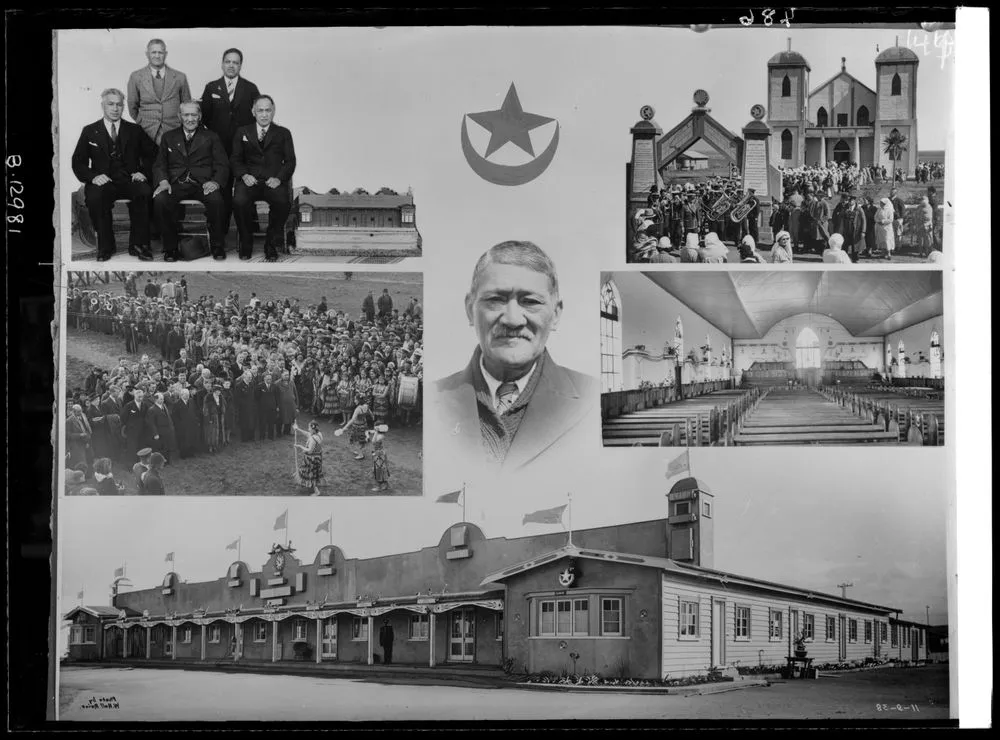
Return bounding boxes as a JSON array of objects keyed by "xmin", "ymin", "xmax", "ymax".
[{"xmin": 429, "ymin": 240, "xmax": 598, "ymax": 474}]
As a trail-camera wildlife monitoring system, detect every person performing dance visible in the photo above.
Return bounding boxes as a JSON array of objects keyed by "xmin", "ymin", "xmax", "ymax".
[
  {"xmin": 293, "ymin": 420, "xmax": 325, "ymax": 496},
  {"xmin": 368, "ymin": 424, "xmax": 391, "ymax": 493},
  {"xmin": 339, "ymin": 396, "xmax": 375, "ymax": 461}
]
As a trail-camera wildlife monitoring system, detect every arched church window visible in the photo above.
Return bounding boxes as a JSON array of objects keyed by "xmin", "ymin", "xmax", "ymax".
[
  {"xmin": 891, "ymin": 73, "xmax": 902, "ymax": 96},
  {"xmin": 781, "ymin": 129, "xmax": 793, "ymax": 159},
  {"xmin": 816, "ymin": 107, "xmax": 828, "ymax": 127},
  {"xmin": 600, "ymin": 281, "xmax": 623, "ymax": 393},
  {"xmin": 795, "ymin": 327, "xmax": 821, "ymax": 369},
  {"xmin": 781, "ymin": 74, "xmax": 791, "ymax": 97},
  {"xmin": 857, "ymin": 105, "xmax": 870, "ymax": 126}
]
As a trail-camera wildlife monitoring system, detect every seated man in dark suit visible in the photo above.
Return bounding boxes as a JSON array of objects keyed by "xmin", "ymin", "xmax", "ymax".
[
  {"xmin": 152, "ymin": 101, "xmax": 229, "ymax": 261},
  {"xmin": 230, "ymin": 94, "xmax": 296, "ymax": 262},
  {"xmin": 71, "ymin": 88, "xmax": 155, "ymax": 261},
  {"xmin": 199, "ymin": 47, "xmax": 261, "ymax": 243},
  {"xmin": 429, "ymin": 240, "xmax": 598, "ymax": 475}
]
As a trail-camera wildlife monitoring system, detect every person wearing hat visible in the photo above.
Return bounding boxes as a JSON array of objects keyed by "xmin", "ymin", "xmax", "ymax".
[
  {"xmin": 738, "ymin": 235, "xmax": 766, "ymax": 264},
  {"xmin": 833, "ymin": 192, "xmax": 866, "ymax": 261},
  {"xmin": 680, "ymin": 183, "xmax": 702, "ymax": 244},
  {"xmin": 874, "ymin": 197, "xmax": 896, "ymax": 259},
  {"xmin": 889, "ymin": 187, "xmax": 906, "ymax": 250},
  {"xmin": 66, "ymin": 403, "xmax": 94, "ymax": 472},
  {"xmin": 91, "ymin": 457, "xmax": 121, "ymax": 496},
  {"xmin": 132, "ymin": 447, "xmax": 153, "ymax": 492},
  {"xmin": 146, "ymin": 391, "xmax": 179, "ymax": 463},
  {"xmin": 233, "ymin": 368, "xmax": 259, "ymax": 443},
  {"xmin": 803, "ymin": 186, "xmax": 831, "ymax": 255},
  {"xmin": 141, "ymin": 452, "xmax": 166, "ymax": 495},
  {"xmin": 698, "ymin": 232, "xmax": 729, "ymax": 264},
  {"xmin": 378, "ymin": 618, "xmax": 395, "ymax": 665},
  {"xmin": 122, "ymin": 387, "xmax": 150, "ymax": 459},
  {"xmin": 770, "ymin": 230, "xmax": 794, "ymax": 264},
  {"xmin": 256, "ymin": 370, "xmax": 281, "ymax": 441}
]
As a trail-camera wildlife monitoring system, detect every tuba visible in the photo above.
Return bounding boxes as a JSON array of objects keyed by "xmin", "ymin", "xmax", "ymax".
[
  {"xmin": 729, "ymin": 192, "xmax": 760, "ymax": 222},
  {"xmin": 704, "ymin": 191, "xmax": 733, "ymax": 222}
]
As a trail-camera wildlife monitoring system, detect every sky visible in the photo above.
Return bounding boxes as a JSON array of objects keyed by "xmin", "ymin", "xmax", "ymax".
[{"xmin": 51, "ymin": 22, "xmax": 982, "ymax": 718}]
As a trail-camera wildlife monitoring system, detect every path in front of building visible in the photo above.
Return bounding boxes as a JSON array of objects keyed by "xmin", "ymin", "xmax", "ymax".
[{"xmin": 58, "ymin": 665, "xmax": 950, "ymax": 722}]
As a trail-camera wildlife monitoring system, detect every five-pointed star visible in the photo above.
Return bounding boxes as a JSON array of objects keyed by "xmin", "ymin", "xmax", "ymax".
[{"xmin": 467, "ymin": 83, "xmax": 555, "ymax": 159}]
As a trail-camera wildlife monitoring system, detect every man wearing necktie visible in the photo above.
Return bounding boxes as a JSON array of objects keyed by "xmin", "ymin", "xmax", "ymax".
[
  {"xmin": 71, "ymin": 88, "xmax": 155, "ymax": 261},
  {"xmin": 200, "ymin": 48, "xmax": 262, "ymax": 243},
  {"xmin": 430, "ymin": 241, "xmax": 598, "ymax": 474},
  {"xmin": 230, "ymin": 94, "xmax": 297, "ymax": 262},
  {"xmin": 126, "ymin": 38, "xmax": 192, "ymax": 148},
  {"xmin": 152, "ymin": 101, "xmax": 229, "ymax": 261}
]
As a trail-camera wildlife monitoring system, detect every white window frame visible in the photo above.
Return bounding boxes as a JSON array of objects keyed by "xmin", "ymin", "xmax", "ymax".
[
  {"xmin": 254, "ymin": 622, "xmax": 267, "ymax": 643},
  {"xmin": 679, "ymin": 600, "xmax": 699, "ymax": 639},
  {"xmin": 802, "ymin": 613, "xmax": 815, "ymax": 642},
  {"xmin": 352, "ymin": 617, "xmax": 369, "ymax": 642},
  {"xmin": 70, "ymin": 626, "xmax": 82, "ymax": 645},
  {"xmin": 734, "ymin": 605, "xmax": 751, "ymax": 641},
  {"xmin": 84, "ymin": 625, "xmax": 97, "ymax": 644},
  {"xmin": 293, "ymin": 621, "xmax": 308, "ymax": 642},
  {"xmin": 702, "ymin": 500, "xmax": 712, "ymax": 518},
  {"xmin": 601, "ymin": 597, "xmax": 623, "ymax": 637},
  {"xmin": 826, "ymin": 615, "xmax": 837, "ymax": 642},
  {"xmin": 572, "ymin": 598, "xmax": 589, "ymax": 636},
  {"xmin": 409, "ymin": 613, "xmax": 429, "ymax": 641},
  {"xmin": 401, "ymin": 209, "xmax": 415, "ymax": 224},
  {"xmin": 209, "ymin": 625, "xmax": 221, "ymax": 644},
  {"xmin": 674, "ymin": 501, "xmax": 692, "ymax": 517},
  {"xmin": 769, "ymin": 609, "xmax": 783, "ymax": 641},
  {"xmin": 848, "ymin": 619, "xmax": 858, "ymax": 643}
]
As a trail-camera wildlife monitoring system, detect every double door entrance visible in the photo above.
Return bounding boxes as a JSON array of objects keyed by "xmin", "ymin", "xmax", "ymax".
[
  {"xmin": 321, "ymin": 617, "xmax": 338, "ymax": 659},
  {"xmin": 449, "ymin": 608, "xmax": 476, "ymax": 663}
]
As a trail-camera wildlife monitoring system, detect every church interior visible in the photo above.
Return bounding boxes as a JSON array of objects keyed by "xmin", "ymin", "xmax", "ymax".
[{"xmin": 600, "ymin": 270, "xmax": 944, "ymax": 446}]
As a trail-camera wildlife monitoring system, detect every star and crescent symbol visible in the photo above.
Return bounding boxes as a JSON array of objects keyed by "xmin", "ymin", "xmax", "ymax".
[{"xmin": 461, "ymin": 82, "xmax": 559, "ymax": 186}]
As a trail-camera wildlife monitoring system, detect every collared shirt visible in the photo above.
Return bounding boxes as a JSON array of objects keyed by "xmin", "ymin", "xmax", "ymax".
[
  {"xmin": 150, "ymin": 66, "xmax": 165, "ymax": 80},
  {"xmin": 104, "ymin": 120, "xmax": 120, "ymax": 140},
  {"xmin": 479, "ymin": 357, "xmax": 536, "ymax": 412},
  {"xmin": 225, "ymin": 75, "xmax": 239, "ymax": 95},
  {"xmin": 257, "ymin": 125, "xmax": 269, "ymax": 141}
]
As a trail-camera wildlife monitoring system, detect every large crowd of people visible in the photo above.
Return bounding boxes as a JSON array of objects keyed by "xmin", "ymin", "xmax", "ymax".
[
  {"xmin": 65, "ymin": 274, "xmax": 423, "ymax": 495},
  {"xmin": 630, "ymin": 160, "xmax": 943, "ymax": 264}
]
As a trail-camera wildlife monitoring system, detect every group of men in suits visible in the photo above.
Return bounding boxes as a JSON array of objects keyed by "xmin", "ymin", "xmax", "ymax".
[{"xmin": 72, "ymin": 40, "xmax": 296, "ymax": 263}]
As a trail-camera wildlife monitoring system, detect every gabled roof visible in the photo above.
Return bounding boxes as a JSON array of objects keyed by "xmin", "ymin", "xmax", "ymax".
[
  {"xmin": 299, "ymin": 193, "xmax": 415, "ymax": 210},
  {"xmin": 481, "ymin": 545, "xmax": 897, "ymax": 614},
  {"xmin": 63, "ymin": 605, "xmax": 136, "ymax": 620},
  {"xmin": 808, "ymin": 69, "xmax": 876, "ymax": 99}
]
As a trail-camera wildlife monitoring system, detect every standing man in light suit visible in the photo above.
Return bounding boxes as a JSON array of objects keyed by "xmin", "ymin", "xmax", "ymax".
[
  {"xmin": 126, "ymin": 38, "xmax": 192, "ymax": 148},
  {"xmin": 200, "ymin": 48, "xmax": 262, "ymax": 245}
]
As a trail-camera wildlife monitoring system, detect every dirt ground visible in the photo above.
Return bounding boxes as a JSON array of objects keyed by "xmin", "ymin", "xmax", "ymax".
[
  {"xmin": 58, "ymin": 664, "xmax": 951, "ymax": 722},
  {"xmin": 63, "ymin": 272, "xmax": 423, "ymax": 497}
]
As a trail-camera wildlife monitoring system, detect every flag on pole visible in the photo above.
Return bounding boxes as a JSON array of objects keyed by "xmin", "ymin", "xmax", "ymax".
[
  {"xmin": 666, "ymin": 449, "xmax": 690, "ymax": 480},
  {"xmin": 436, "ymin": 489, "xmax": 463, "ymax": 504},
  {"xmin": 274, "ymin": 510, "xmax": 288, "ymax": 531},
  {"xmin": 165, "ymin": 552, "xmax": 174, "ymax": 563},
  {"xmin": 522, "ymin": 504, "xmax": 567, "ymax": 526},
  {"xmin": 226, "ymin": 538, "xmax": 240, "ymax": 551},
  {"xmin": 114, "ymin": 566, "xmax": 124, "ymax": 578},
  {"xmin": 315, "ymin": 517, "xmax": 331, "ymax": 533}
]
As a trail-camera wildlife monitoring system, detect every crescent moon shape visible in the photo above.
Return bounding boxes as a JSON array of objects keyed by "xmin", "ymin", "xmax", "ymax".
[{"xmin": 461, "ymin": 116, "xmax": 559, "ymax": 186}]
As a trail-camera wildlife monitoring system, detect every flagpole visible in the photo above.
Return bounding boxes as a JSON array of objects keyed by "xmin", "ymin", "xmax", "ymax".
[
  {"xmin": 329, "ymin": 513, "xmax": 333, "ymax": 546},
  {"xmin": 462, "ymin": 482, "xmax": 467, "ymax": 523},
  {"xmin": 238, "ymin": 536, "xmax": 242, "ymax": 564},
  {"xmin": 567, "ymin": 492, "xmax": 573, "ymax": 547},
  {"xmin": 285, "ymin": 509, "xmax": 289, "ymax": 548},
  {"xmin": 687, "ymin": 448, "xmax": 692, "ymax": 477}
]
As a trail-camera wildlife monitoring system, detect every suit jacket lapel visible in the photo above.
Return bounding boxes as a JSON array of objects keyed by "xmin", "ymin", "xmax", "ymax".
[
  {"xmin": 93, "ymin": 122, "xmax": 112, "ymax": 154},
  {"xmin": 141, "ymin": 71, "xmax": 156, "ymax": 102},
  {"xmin": 162, "ymin": 67, "xmax": 176, "ymax": 99},
  {"xmin": 439, "ymin": 355, "xmax": 487, "ymax": 462},
  {"xmin": 502, "ymin": 351, "xmax": 589, "ymax": 471}
]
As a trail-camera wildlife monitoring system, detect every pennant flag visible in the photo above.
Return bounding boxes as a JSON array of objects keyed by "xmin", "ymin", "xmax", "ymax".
[
  {"xmin": 226, "ymin": 539, "xmax": 240, "ymax": 551},
  {"xmin": 436, "ymin": 489, "xmax": 463, "ymax": 504},
  {"xmin": 666, "ymin": 450, "xmax": 690, "ymax": 480},
  {"xmin": 315, "ymin": 518, "xmax": 331, "ymax": 534},
  {"xmin": 165, "ymin": 552, "xmax": 174, "ymax": 563},
  {"xmin": 77, "ymin": 589, "xmax": 84, "ymax": 600},
  {"xmin": 522, "ymin": 504, "xmax": 567, "ymax": 526},
  {"xmin": 274, "ymin": 510, "xmax": 288, "ymax": 531},
  {"xmin": 114, "ymin": 566, "xmax": 124, "ymax": 578}
]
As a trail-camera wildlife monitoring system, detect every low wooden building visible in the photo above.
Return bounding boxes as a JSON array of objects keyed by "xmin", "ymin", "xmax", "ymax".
[
  {"xmin": 64, "ymin": 478, "xmax": 928, "ymax": 678},
  {"xmin": 294, "ymin": 191, "xmax": 421, "ymax": 261}
]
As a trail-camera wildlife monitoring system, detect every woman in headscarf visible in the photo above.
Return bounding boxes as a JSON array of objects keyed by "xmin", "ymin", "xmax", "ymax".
[
  {"xmin": 770, "ymin": 230, "xmax": 794, "ymax": 263},
  {"xmin": 679, "ymin": 232, "xmax": 701, "ymax": 263},
  {"xmin": 293, "ymin": 420, "xmax": 326, "ymax": 496},
  {"xmin": 738, "ymin": 235, "xmax": 766, "ymax": 263},
  {"xmin": 699, "ymin": 232, "xmax": 728, "ymax": 263},
  {"xmin": 822, "ymin": 233, "xmax": 853, "ymax": 264},
  {"xmin": 874, "ymin": 197, "xmax": 895, "ymax": 259}
]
